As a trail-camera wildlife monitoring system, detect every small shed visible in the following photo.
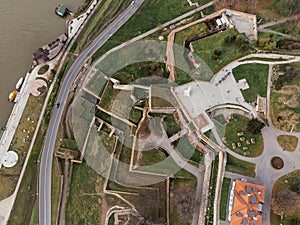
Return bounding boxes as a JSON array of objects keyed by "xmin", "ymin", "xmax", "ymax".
[{"xmin": 56, "ymin": 4, "xmax": 67, "ymax": 17}]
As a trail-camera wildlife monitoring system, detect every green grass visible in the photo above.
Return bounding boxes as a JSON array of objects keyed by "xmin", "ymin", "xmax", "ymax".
[
  {"xmin": 174, "ymin": 68, "xmax": 194, "ymax": 85},
  {"xmin": 233, "ymin": 63, "xmax": 269, "ymax": 103},
  {"xmin": 163, "ymin": 114, "xmax": 181, "ymax": 137},
  {"xmin": 75, "ymin": 0, "xmax": 131, "ymax": 51},
  {"xmin": 225, "ymin": 153, "xmax": 256, "ymax": 178},
  {"xmin": 29, "ymin": 202, "xmax": 38, "ymax": 225},
  {"xmin": 60, "ymin": 138, "xmax": 78, "ymax": 150},
  {"xmin": 220, "ymin": 177, "xmax": 231, "ymax": 221},
  {"xmin": 99, "ymin": 81, "xmax": 120, "ymax": 111},
  {"xmin": 174, "ymin": 136, "xmax": 203, "ymax": 164},
  {"xmin": 65, "ymin": 161, "xmax": 101, "ymax": 224},
  {"xmin": 269, "ymin": 20, "xmax": 300, "ymax": 37},
  {"xmin": 193, "ymin": 29, "xmax": 251, "ymax": 74},
  {"xmin": 38, "ymin": 64, "xmax": 49, "ymax": 74},
  {"xmin": 129, "ymin": 108, "xmax": 142, "ymax": 124},
  {"xmin": 8, "ymin": 119, "xmax": 48, "ymax": 224},
  {"xmin": 239, "ymin": 57, "xmax": 289, "ymax": 62},
  {"xmin": 0, "ymin": 95, "xmax": 45, "ymax": 201},
  {"xmin": 174, "ymin": 22, "xmax": 208, "ymax": 45},
  {"xmin": 224, "ymin": 114, "xmax": 264, "ymax": 157},
  {"xmin": 206, "ymin": 155, "xmax": 219, "ymax": 224},
  {"xmin": 92, "ymin": 0, "xmax": 211, "ymax": 61},
  {"xmin": 86, "ymin": 71, "xmax": 107, "ymax": 97},
  {"xmin": 98, "ymin": 130, "xmax": 117, "ymax": 154},
  {"xmin": 65, "ymin": 160, "xmax": 126, "ymax": 225},
  {"xmin": 111, "ymin": 62, "xmax": 169, "ymax": 85},
  {"xmin": 151, "ymin": 87, "xmax": 178, "ymax": 108},
  {"xmin": 139, "ymin": 148, "xmax": 167, "ymax": 166}
]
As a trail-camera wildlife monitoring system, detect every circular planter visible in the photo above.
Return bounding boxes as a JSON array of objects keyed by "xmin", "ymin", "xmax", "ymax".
[{"xmin": 271, "ymin": 157, "xmax": 284, "ymax": 170}]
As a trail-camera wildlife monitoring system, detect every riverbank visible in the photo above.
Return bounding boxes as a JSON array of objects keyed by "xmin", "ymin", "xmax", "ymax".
[{"xmin": 0, "ymin": 0, "xmax": 103, "ymax": 224}]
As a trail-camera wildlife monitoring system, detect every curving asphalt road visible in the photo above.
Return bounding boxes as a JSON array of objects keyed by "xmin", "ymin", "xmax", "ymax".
[{"xmin": 38, "ymin": 1, "xmax": 144, "ymax": 225}]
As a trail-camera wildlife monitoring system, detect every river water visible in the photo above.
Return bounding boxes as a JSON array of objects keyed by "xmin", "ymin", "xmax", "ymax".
[{"xmin": 0, "ymin": 0, "xmax": 84, "ymax": 127}]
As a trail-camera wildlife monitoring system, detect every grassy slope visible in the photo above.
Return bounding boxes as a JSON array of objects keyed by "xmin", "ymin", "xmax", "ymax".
[
  {"xmin": 193, "ymin": 29, "xmax": 251, "ymax": 74},
  {"xmin": 220, "ymin": 177, "xmax": 231, "ymax": 221},
  {"xmin": 92, "ymin": 0, "xmax": 210, "ymax": 60},
  {"xmin": 225, "ymin": 153, "xmax": 256, "ymax": 178},
  {"xmin": 233, "ymin": 63, "xmax": 269, "ymax": 103}
]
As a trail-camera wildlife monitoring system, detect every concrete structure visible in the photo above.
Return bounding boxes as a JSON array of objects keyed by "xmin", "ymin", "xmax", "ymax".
[
  {"xmin": 229, "ymin": 180, "xmax": 265, "ymax": 225},
  {"xmin": 30, "ymin": 79, "xmax": 48, "ymax": 96},
  {"xmin": 56, "ymin": 4, "xmax": 67, "ymax": 17},
  {"xmin": 1, "ymin": 151, "xmax": 18, "ymax": 168},
  {"xmin": 238, "ymin": 78, "xmax": 249, "ymax": 90},
  {"xmin": 256, "ymin": 95, "xmax": 267, "ymax": 116},
  {"xmin": 33, "ymin": 34, "xmax": 67, "ymax": 64}
]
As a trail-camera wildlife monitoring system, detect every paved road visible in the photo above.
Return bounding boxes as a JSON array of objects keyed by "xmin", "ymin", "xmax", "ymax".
[
  {"xmin": 38, "ymin": 1, "xmax": 144, "ymax": 225},
  {"xmin": 258, "ymin": 13, "xmax": 300, "ymax": 29}
]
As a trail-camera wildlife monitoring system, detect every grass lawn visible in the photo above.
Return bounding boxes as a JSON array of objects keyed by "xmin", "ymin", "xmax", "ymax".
[
  {"xmin": 75, "ymin": 0, "xmax": 132, "ymax": 52},
  {"xmin": 233, "ymin": 63, "xmax": 269, "ymax": 103},
  {"xmin": 206, "ymin": 155, "xmax": 219, "ymax": 224},
  {"xmin": 174, "ymin": 68, "xmax": 194, "ymax": 85},
  {"xmin": 271, "ymin": 170, "xmax": 300, "ymax": 225},
  {"xmin": 220, "ymin": 177, "xmax": 231, "ymax": 221},
  {"xmin": 65, "ymin": 160, "xmax": 127, "ymax": 224},
  {"xmin": 60, "ymin": 138, "xmax": 78, "ymax": 150},
  {"xmin": 224, "ymin": 115, "xmax": 264, "ymax": 157},
  {"xmin": 239, "ymin": 57, "xmax": 289, "ymax": 62},
  {"xmin": 151, "ymin": 86, "xmax": 179, "ymax": 109},
  {"xmin": 98, "ymin": 131, "xmax": 117, "ymax": 154},
  {"xmin": 269, "ymin": 20, "xmax": 300, "ymax": 37},
  {"xmin": 139, "ymin": 148, "xmax": 167, "ymax": 167},
  {"xmin": 65, "ymin": 161, "xmax": 101, "ymax": 224},
  {"xmin": 193, "ymin": 28, "xmax": 251, "ymax": 74},
  {"xmin": 85, "ymin": 71, "xmax": 107, "ymax": 97},
  {"xmin": 0, "ymin": 94, "xmax": 45, "ymax": 201},
  {"xmin": 173, "ymin": 136, "xmax": 203, "ymax": 164},
  {"xmin": 225, "ymin": 153, "xmax": 256, "ymax": 178},
  {"xmin": 163, "ymin": 114, "xmax": 181, "ymax": 137},
  {"xmin": 112, "ymin": 62, "xmax": 169, "ymax": 85},
  {"xmin": 38, "ymin": 64, "xmax": 49, "ymax": 75},
  {"xmin": 129, "ymin": 108, "xmax": 143, "ymax": 124},
  {"xmin": 99, "ymin": 81, "xmax": 120, "ymax": 111},
  {"xmin": 174, "ymin": 22, "xmax": 208, "ymax": 46},
  {"xmin": 8, "ymin": 116, "xmax": 48, "ymax": 224},
  {"xmin": 92, "ymin": 0, "xmax": 211, "ymax": 61},
  {"xmin": 277, "ymin": 135, "xmax": 298, "ymax": 152}
]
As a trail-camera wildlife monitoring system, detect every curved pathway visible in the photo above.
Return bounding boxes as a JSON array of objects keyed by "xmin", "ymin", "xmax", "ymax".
[
  {"xmin": 39, "ymin": 1, "xmax": 144, "ymax": 225},
  {"xmin": 210, "ymin": 55, "xmax": 300, "ymax": 225}
]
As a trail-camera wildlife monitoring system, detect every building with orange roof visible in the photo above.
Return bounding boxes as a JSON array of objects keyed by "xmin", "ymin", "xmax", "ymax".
[{"xmin": 229, "ymin": 180, "xmax": 265, "ymax": 225}]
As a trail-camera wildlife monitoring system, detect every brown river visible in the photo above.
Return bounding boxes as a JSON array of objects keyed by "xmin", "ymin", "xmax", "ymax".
[{"xmin": 0, "ymin": 0, "xmax": 84, "ymax": 127}]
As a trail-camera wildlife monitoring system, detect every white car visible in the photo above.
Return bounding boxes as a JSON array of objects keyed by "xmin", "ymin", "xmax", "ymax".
[{"xmin": 130, "ymin": 1, "xmax": 135, "ymax": 5}]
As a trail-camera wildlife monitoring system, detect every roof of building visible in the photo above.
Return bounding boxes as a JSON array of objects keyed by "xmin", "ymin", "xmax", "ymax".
[
  {"xmin": 230, "ymin": 180, "xmax": 265, "ymax": 225},
  {"xmin": 256, "ymin": 95, "xmax": 267, "ymax": 115},
  {"xmin": 57, "ymin": 4, "xmax": 67, "ymax": 17}
]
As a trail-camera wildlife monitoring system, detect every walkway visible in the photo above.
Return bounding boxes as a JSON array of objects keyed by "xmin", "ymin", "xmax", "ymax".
[
  {"xmin": 258, "ymin": 13, "xmax": 300, "ymax": 29},
  {"xmin": 214, "ymin": 56, "xmax": 300, "ymax": 225}
]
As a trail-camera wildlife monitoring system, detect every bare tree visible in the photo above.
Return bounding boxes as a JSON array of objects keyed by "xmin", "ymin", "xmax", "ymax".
[{"xmin": 271, "ymin": 190, "xmax": 297, "ymax": 217}]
